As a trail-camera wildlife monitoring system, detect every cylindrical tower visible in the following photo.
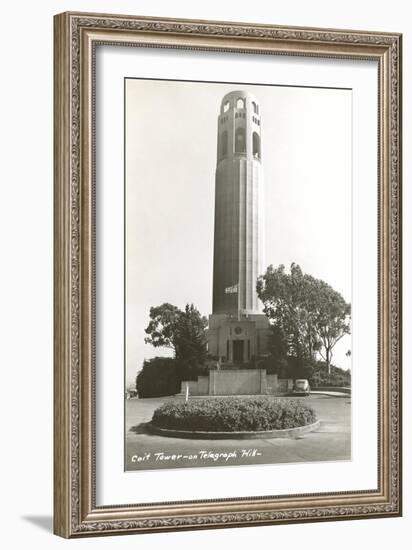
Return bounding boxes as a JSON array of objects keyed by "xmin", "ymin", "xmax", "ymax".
[{"xmin": 212, "ymin": 90, "xmax": 265, "ymax": 315}]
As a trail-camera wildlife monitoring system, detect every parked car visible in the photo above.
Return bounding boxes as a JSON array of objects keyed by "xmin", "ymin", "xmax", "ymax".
[{"xmin": 292, "ymin": 379, "xmax": 311, "ymax": 396}]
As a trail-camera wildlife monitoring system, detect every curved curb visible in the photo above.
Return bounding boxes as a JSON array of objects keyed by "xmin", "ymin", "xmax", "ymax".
[
  {"xmin": 146, "ymin": 419, "xmax": 321, "ymax": 440},
  {"xmin": 310, "ymin": 391, "xmax": 350, "ymax": 398},
  {"xmin": 311, "ymin": 388, "xmax": 351, "ymax": 397}
]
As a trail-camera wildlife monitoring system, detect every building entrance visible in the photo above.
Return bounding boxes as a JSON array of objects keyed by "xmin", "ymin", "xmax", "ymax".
[{"xmin": 233, "ymin": 340, "xmax": 244, "ymax": 363}]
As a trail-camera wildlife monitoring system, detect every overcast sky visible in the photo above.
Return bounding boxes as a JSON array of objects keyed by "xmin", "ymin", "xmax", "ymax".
[{"xmin": 125, "ymin": 78, "xmax": 352, "ymax": 385}]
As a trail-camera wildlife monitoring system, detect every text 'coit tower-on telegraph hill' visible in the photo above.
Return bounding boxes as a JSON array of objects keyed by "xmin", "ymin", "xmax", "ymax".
[{"xmin": 207, "ymin": 90, "xmax": 270, "ymax": 365}]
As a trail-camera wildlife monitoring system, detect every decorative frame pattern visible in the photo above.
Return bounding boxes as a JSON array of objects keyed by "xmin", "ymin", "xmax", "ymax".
[{"xmin": 53, "ymin": 11, "xmax": 402, "ymax": 538}]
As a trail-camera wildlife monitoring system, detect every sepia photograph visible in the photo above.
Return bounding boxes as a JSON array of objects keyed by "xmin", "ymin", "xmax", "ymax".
[{"xmin": 124, "ymin": 77, "xmax": 352, "ymax": 472}]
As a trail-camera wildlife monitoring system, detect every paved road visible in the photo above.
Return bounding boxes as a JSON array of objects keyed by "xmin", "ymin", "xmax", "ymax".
[{"xmin": 125, "ymin": 394, "xmax": 351, "ymax": 471}]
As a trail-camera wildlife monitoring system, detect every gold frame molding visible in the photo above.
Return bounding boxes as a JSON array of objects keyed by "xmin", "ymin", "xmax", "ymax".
[{"xmin": 53, "ymin": 11, "xmax": 402, "ymax": 538}]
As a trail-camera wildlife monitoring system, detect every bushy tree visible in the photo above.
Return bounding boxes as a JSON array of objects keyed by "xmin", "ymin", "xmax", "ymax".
[
  {"xmin": 257, "ymin": 263, "xmax": 351, "ymax": 374},
  {"xmin": 308, "ymin": 276, "xmax": 351, "ymax": 373},
  {"xmin": 144, "ymin": 302, "xmax": 208, "ymax": 380},
  {"xmin": 174, "ymin": 304, "xmax": 208, "ymax": 364},
  {"xmin": 144, "ymin": 303, "xmax": 181, "ymax": 351}
]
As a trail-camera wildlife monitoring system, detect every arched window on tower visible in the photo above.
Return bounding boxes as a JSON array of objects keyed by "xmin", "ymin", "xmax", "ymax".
[
  {"xmin": 220, "ymin": 130, "xmax": 228, "ymax": 158},
  {"xmin": 252, "ymin": 101, "xmax": 258, "ymax": 114},
  {"xmin": 235, "ymin": 127, "xmax": 246, "ymax": 154},
  {"xmin": 236, "ymin": 98, "xmax": 245, "ymax": 109},
  {"xmin": 253, "ymin": 132, "xmax": 261, "ymax": 159}
]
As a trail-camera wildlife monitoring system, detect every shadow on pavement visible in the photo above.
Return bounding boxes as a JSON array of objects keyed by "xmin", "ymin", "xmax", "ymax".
[{"xmin": 129, "ymin": 422, "xmax": 152, "ymax": 435}]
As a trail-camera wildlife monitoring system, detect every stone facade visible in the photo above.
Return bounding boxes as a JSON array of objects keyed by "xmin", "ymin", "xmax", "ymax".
[{"xmin": 207, "ymin": 313, "xmax": 270, "ymax": 364}]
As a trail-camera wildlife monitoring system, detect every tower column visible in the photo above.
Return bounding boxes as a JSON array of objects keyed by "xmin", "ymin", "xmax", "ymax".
[
  {"xmin": 207, "ymin": 90, "xmax": 270, "ymax": 366},
  {"xmin": 212, "ymin": 90, "xmax": 264, "ymax": 317}
]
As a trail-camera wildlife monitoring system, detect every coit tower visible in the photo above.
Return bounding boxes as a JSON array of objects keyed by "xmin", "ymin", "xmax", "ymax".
[
  {"xmin": 207, "ymin": 90, "xmax": 269, "ymax": 364},
  {"xmin": 213, "ymin": 90, "xmax": 264, "ymax": 315}
]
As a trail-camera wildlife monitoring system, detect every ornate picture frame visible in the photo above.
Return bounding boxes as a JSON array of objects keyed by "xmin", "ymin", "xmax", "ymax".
[{"xmin": 53, "ymin": 11, "xmax": 402, "ymax": 538}]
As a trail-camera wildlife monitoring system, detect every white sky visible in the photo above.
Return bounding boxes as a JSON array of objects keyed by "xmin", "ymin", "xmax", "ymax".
[{"xmin": 125, "ymin": 78, "xmax": 352, "ymax": 385}]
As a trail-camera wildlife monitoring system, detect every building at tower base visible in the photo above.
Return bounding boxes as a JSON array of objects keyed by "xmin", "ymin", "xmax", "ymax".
[{"xmin": 207, "ymin": 313, "xmax": 270, "ymax": 365}]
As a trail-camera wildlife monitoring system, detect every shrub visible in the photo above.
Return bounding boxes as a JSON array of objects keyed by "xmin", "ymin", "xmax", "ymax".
[
  {"xmin": 151, "ymin": 397, "xmax": 317, "ymax": 432},
  {"xmin": 309, "ymin": 362, "xmax": 351, "ymax": 388},
  {"xmin": 136, "ymin": 357, "xmax": 180, "ymax": 398}
]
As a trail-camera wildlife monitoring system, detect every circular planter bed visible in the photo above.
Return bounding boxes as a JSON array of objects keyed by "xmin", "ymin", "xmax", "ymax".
[{"xmin": 148, "ymin": 396, "xmax": 319, "ymax": 440}]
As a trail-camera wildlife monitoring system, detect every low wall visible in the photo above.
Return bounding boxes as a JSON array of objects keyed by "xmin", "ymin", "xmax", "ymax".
[
  {"xmin": 276, "ymin": 378, "xmax": 294, "ymax": 393},
  {"xmin": 180, "ymin": 370, "xmax": 292, "ymax": 396},
  {"xmin": 209, "ymin": 369, "xmax": 264, "ymax": 395},
  {"xmin": 198, "ymin": 376, "xmax": 209, "ymax": 395}
]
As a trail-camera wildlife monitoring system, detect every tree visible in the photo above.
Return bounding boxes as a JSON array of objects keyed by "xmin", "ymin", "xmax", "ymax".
[
  {"xmin": 144, "ymin": 303, "xmax": 181, "ymax": 351},
  {"xmin": 256, "ymin": 264, "xmax": 317, "ymax": 363},
  {"xmin": 308, "ymin": 277, "xmax": 351, "ymax": 374},
  {"xmin": 174, "ymin": 304, "xmax": 208, "ymax": 364},
  {"xmin": 144, "ymin": 302, "xmax": 208, "ymax": 380},
  {"xmin": 257, "ymin": 263, "xmax": 351, "ymax": 375}
]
